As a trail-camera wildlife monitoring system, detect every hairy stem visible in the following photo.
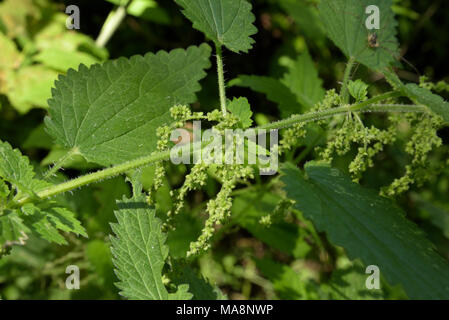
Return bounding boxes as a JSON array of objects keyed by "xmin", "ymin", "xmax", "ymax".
[
  {"xmin": 341, "ymin": 57, "xmax": 356, "ymax": 103},
  {"xmin": 15, "ymin": 92, "xmax": 428, "ymax": 206},
  {"xmin": 43, "ymin": 147, "xmax": 79, "ymax": 180},
  {"xmin": 215, "ymin": 44, "xmax": 227, "ymax": 116},
  {"xmin": 16, "ymin": 149, "xmax": 167, "ymax": 206},
  {"xmin": 95, "ymin": 4, "xmax": 128, "ymax": 48},
  {"xmin": 259, "ymin": 91, "xmax": 406, "ymax": 130}
]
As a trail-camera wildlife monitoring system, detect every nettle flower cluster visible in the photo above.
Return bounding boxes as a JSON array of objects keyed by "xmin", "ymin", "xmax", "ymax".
[
  {"xmin": 146, "ymin": 75, "xmax": 446, "ymax": 259},
  {"xmin": 148, "ymin": 105, "xmax": 255, "ymax": 257},
  {"xmin": 307, "ymin": 82, "xmax": 444, "ymax": 196}
]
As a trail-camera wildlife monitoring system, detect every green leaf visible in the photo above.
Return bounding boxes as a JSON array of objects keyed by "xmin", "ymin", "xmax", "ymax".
[
  {"xmin": 45, "ymin": 44, "xmax": 211, "ymax": 166},
  {"xmin": 0, "ymin": 31, "xmax": 23, "ymax": 69},
  {"xmin": 175, "ymin": 0, "xmax": 257, "ymax": 53},
  {"xmin": 280, "ymin": 51, "xmax": 325, "ymax": 110},
  {"xmin": 281, "ymin": 162, "xmax": 449, "ymax": 299},
  {"xmin": 169, "ymin": 284, "xmax": 193, "ymax": 300},
  {"xmin": 21, "ymin": 203, "xmax": 87, "ymax": 245},
  {"xmin": 384, "ymin": 71, "xmax": 449, "ymax": 123},
  {"xmin": 6, "ymin": 66, "xmax": 58, "ymax": 113},
  {"xmin": 33, "ymin": 48, "xmax": 99, "ymax": 72},
  {"xmin": 0, "ymin": 179, "xmax": 9, "ymax": 199},
  {"xmin": 318, "ymin": 0, "xmax": 399, "ymax": 70},
  {"xmin": 402, "ymin": 84, "xmax": 449, "ymax": 123},
  {"xmin": 348, "ymin": 79, "xmax": 369, "ymax": 102},
  {"xmin": 227, "ymin": 97, "xmax": 253, "ymax": 128},
  {"xmin": 229, "ymin": 75, "xmax": 303, "ymax": 117},
  {"xmin": 0, "ymin": 211, "xmax": 29, "ymax": 249},
  {"xmin": 0, "ymin": 140, "xmax": 39, "ymax": 195},
  {"xmin": 382, "ymin": 68, "xmax": 449, "ymax": 123},
  {"xmin": 111, "ymin": 194, "xmax": 191, "ymax": 300}
]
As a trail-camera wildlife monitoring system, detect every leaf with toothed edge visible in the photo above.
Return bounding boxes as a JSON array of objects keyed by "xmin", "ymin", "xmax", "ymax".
[
  {"xmin": 45, "ymin": 44, "xmax": 212, "ymax": 167},
  {"xmin": 227, "ymin": 97, "xmax": 253, "ymax": 128},
  {"xmin": 401, "ymin": 84, "xmax": 449, "ymax": 123},
  {"xmin": 110, "ymin": 194, "xmax": 192, "ymax": 300},
  {"xmin": 281, "ymin": 162, "xmax": 449, "ymax": 299},
  {"xmin": 175, "ymin": 0, "xmax": 258, "ymax": 53},
  {"xmin": 318, "ymin": 0, "xmax": 399, "ymax": 70},
  {"xmin": 0, "ymin": 140, "xmax": 49, "ymax": 196},
  {"xmin": 0, "ymin": 212, "xmax": 29, "ymax": 250},
  {"xmin": 21, "ymin": 203, "xmax": 87, "ymax": 245}
]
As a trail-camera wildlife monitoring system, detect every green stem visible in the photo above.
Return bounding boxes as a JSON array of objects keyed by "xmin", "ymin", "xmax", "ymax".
[
  {"xmin": 16, "ymin": 142, "xmax": 196, "ymax": 207},
  {"xmin": 14, "ymin": 92, "xmax": 427, "ymax": 206},
  {"xmin": 43, "ymin": 148, "xmax": 79, "ymax": 180},
  {"xmin": 215, "ymin": 44, "xmax": 227, "ymax": 116},
  {"xmin": 259, "ymin": 91, "xmax": 405, "ymax": 130},
  {"xmin": 95, "ymin": 4, "xmax": 128, "ymax": 48},
  {"xmin": 341, "ymin": 57, "xmax": 356, "ymax": 103}
]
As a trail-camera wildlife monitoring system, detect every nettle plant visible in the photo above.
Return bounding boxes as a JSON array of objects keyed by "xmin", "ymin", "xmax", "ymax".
[{"xmin": 1, "ymin": 0, "xmax": 449, "ymax": 299}]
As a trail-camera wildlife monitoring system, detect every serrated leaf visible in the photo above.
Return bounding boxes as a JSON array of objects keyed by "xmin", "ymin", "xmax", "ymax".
[
  {"xmin": 402, "ymin": 84, "xmax": 449, "ymax": 123},
  {"xmin": 348, "ymin": 79, "xmax": 369, "ymax": 102},
  {"xmin": 229, "ymin": 75, "xmax": 303, "ymax": 117},
  {"xmin": 169, "ymin": 284, "xmax": 193, "ymax": 300},
  {"xmin": 0, "ymin": 140, "xmax": 38, "ymax": 195},
  {"xmin": 111, "ymin": 194, "xmax": 191, "ymax": 300},
  {"xmin": 175, "ymin": 0, "xmax": 257, "ymax": 53},
  {"xmin": 281, "ymin": 162, "xmax": 449, "ymax": 299},
  {"xmin": 227, "ymin": 97, "xmax": 253, "ymax": 128},
  {"xmin": 384, "ymin": 71, "xmax": 449, "ymax": 123},
  {"xmin": 0, "ymin": 211, "xmax": 29, "ymax": 249},
  {"xmin": 318, "ymin": 0, "xmax": 399, "ymax": 70},
  {"xmin": 45, "ymin": 45, "xmax": 211, "ymax": 166},
  {"xmin": 21, "ymin": 203, "xmax": 87, "ymax": 245},
  {"xmin": 280, "ymin": 51, "xmax": 325, "ymax": 110}
]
